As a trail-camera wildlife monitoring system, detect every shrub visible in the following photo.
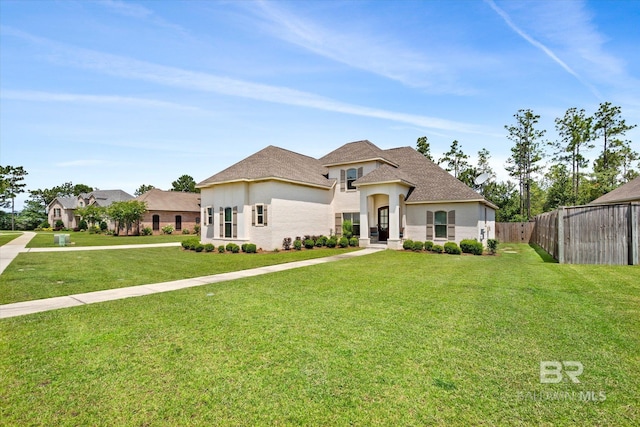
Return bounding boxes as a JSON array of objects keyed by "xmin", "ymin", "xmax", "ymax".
[
  {"xmin": 444, "ymin": 242, "xmax": 461, "ymax": 255},
  {"xmin": 204, "ymin": 243, "xmax": 215, "ymax": 252},
  {"xmin": 487, "ymin": 239, "xmax": 499, "ymax": 255},
  {"xmin": 304, "ymin": 239, "xmax": 315, "ymax": 249},
  {"xmin": 460, "ymin": 239, "xmax": 483, "ymax": 255},
  {"xmin": 39, "ymin": 221, "xmax": 51, "ymax": 229},
  {"xmin": 73, "ymin": 227, "xmax": 80, "ymax": 232},
  {"xmin": 282, "ymin": 237, "xmax": 292, "ymax": 251},
  {"xmin": 241, "ymin": 243, "xmax": 249, "ymax": 253},
  {"xmin": 193, "ymin": 224, "xmax": 201, "ymax": 234},
  {"xmin": 226, "ymin": 243, "xmax": 240, "ymax": 253},
  {"xmin": 78, "ymin": 219, "xmax": 88, "ymax": 231},
  {"xmin": 194, "ymin": 243, "xmax": 204, "ymax": 252},
  {"xmin": 403, "ymin": 239, "xmax": 414, "ymax": 250},
  {"xmin": 338, "ymin": 236, "xmax": 349, "ymax": 248},
  {"xmin": 141, "ymin": 226, "xmax": 153, "ymax": 236},
  {"xmin": 315, "ymin": 236, "xmax": 328, "ymax": 247},
  {"xmin": 349, "ymin": 237, "xmax": 359, "ymax": 247},
  {"xmin": 326, "ymin": 237, "xmax": 337, "ymax": 248},
  {"xmin": 245, "ymin": 243, "xmax": 257, "ymax": 253},
  {"xmin": 432, "ymin": 244, "xmax": 444, "ymax": 253},
  {"xmin": 89, "ymin": 225, "xmax": 101, "ymax": 234},
  {"xmin": 99, "ymin": 221, "xmax": 108, "ymax": 231},
  {"xmin": 218, "ymin": 245, "xmax": 225, "ymax": 253},
  {"xmin": 342, "ymin": 220, "xmax": 353, "ymax": 239},
  {"xmin": 161, "ymin": 225, "xmax": 174, "ymax": 235},
  {"xmin": 182, "ymin": 229, "xmax": 190, "ymax": 235},
  {"xmin": 54, "ymin": 220, "xmax": 65, "ymax": 230},
  {"xmin": 293, "ymin": 239, "xmax": 302, "ymax": 250},
  {"xmin": 412, "ymin": 241, "xmax": 424, "ymax": 251},
  {"xmin": 424, "ymin": 241, "xmax": 434, "ymax": 251}
]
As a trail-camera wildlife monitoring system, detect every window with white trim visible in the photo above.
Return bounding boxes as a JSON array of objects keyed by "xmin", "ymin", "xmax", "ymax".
[
  {"xmin": 346, "ymin": 168, "xmax": 358, "ymax": 190},
  {"xmin": 342, "ymin": 212, "xmax": 360, "ymax": 236},
  {"xmin": 54, "ymin": 208, "xmax": 61, "ymax": 217},
  {"xmin": 256, "ymin": 204, "xmax": 264, "ymax": 225},
  {"xmin": 206, "ymin": 206, "xmax": 213, "ymax": 225},
  {"xmin": 224, "ymin": 207, "xmax": 232, "ymax": 238},
  {"xmin": 434, "ymin": 211, "xmax": 447, "ymax": 239}
]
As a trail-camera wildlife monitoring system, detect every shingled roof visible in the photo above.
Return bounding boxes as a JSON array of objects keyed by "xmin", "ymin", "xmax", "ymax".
[
  {"xmin": 354, "ymin": 163, "xmax": 416, "ymax": 187},
  {"xmin": 320, "ymin": 140, "xmax": 398, "ymax": 167},
  {"xmin": 382, "ymin": 146, "xmax": 492, "ymax": 205},
  {"xmin": 590, "ymin": 176, "xmax": 640, "ymax": 205},
  {"xmin": 135, "ymin": 189, "xmax": 201, "ymax": 211},
  {"xmin": 88, "ymin": 189, "xmax": 134, "ymax": 206},
  {"xmin": 197, "ymin": 145, "xmax": 334, "ymax": 189}
]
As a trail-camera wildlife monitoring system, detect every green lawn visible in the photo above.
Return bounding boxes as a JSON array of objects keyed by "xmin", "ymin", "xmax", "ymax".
[
  {"xmin": 0, "ymin": 232, "xmax": 22, "ymax": 246},
  {"xmin": 1, "ymin": 245, "xmax": 639, "ymax": 425},
  {"xmin": 0, "ymin": 247, "xmax": 358, "ymax": 304},
  {"xmin": 26, "ymin": 231, "xmax": 190, "ymax": 248}
]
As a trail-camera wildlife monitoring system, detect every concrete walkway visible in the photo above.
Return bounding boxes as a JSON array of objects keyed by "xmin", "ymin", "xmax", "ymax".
[
  {"xmin": 0, "ymin": 231, "xmax": 36, "ymax": 274},
  {"xmin": 0, "ymin": 247, "xmax": 383, "ymax": 319}
]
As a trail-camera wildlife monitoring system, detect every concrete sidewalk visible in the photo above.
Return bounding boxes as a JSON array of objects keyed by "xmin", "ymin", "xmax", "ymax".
[
  {"xmin": 0, "ymin": 232, "xmax": 36, "ymax": 275},
  {"xmin": 0, "ymin": 247, "xmax": 383, "ymax": 319}
]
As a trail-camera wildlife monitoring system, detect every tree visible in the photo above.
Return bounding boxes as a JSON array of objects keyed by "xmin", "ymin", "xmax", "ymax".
[
  {"xmin": 76, "ymin": 204, "xmax": 106, "ymax": 227},
  {"xmin": 483, "ymin": 180, "xmax": 522, "ymax": 222},
  {"xmin": 135, "ymin": 184, "xmax": 156, "ymax": 196},
  {"xmin": 439, "ymin": 140, "xmax": 470, "ymax": 179},
  {"xmin": 16, "ymin": 200, "xmax": 47, "ymax": 230},
  {"xmin": 504, "ymin": 109, "xmax": 546, "ymax": 220},
  {"xmin": 543, "ymin": 164, "xmax": 573, "ymax": 211},
  {"xmin": 108, "ymin": 200, "xmax": 147, "ymax": 236},
  {"xmin": 0, "ymin": 165, "xmax": 28, "ymax": 230},
  {"xmin": 551, "ymin": 107, "xmax": 594, "ymax": 205},
  {"xmin": 171, "ymin": 175, "xmax": 199, "ymax": 193},
  {"xmin": 592, "ymin": 102, "xmax": 637, "ymax": 194},
  {"xmin": 416, "ymin": 136, "xmax": 434, "ymax": 161},
  {"xmin": 73, "ymin": 183, "xmax": 94, "ymax": 196}
]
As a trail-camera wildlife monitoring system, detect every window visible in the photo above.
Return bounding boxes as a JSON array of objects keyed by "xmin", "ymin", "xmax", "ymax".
[
  {"xmin": 434, "ymin": 211, "xmax": 447, "ymax": 238},
  {"xmin": 224, "ymin": 207, "xmax": 232, "ymax": 238},
  {"xmin": 340, "ymin": 167, "xmax": 363, "ymax": 192},
  {"xmin": 195, "ymin": 217, "xmax": 200, "ymax": 225},
  {"xmin": 342, "ymin": 212, "xmax": 360, "ymax": 236},
  {"xmin": 206, "ymin": 207, "xmax": 213, "ymax": 225},
  {"xmin": 54, "ymin": 208, "xmax": 61, "ymax": 217},
  {"xmin": 346, "ymin": 168, "xmax": 357, "ymax": 190},
  {"xmin": 175, "ymin": 215, "xmax": 182, "ymax": 231},
  {"xmin": 255, "ymin": 204, "xmax": 265, "ymax": 226},
  {"xmin": 152, "ymin": 214, "xmax": 160, "ymax": 231}
]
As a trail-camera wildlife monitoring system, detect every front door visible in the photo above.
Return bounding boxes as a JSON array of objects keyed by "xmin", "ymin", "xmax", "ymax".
[{"xmin": 378, "ymin": 206, "xmax": 389, "ymax": 242}]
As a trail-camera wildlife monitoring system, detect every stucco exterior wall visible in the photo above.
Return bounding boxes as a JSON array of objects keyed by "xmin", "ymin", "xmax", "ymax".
[
  {"xmin": 200, "ymin": 180, "xmax": 332, "ymax": 250},
  {"xmin": 405, "ymin": 202, "xmax": 496, "ymax": 245}
]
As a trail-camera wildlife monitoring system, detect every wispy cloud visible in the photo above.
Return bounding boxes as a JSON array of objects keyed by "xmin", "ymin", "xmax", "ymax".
[
  {"xmin": 1, "ymin": 89, "xmax": 213, "ymax": 113},
  {"xmin": 95, "ymin": 0, "xmax": 191, "ymax": 38},
  {"xmin": 246, "ymin": 1, "xmax": 473, "ymax": 94},
  {"xmin": 485, "ymin": 0, "xmax": 601, "ymax": 99},
  {"xmin": 2, "ymin": 27, "xmax": 494, "ymax": 136}
]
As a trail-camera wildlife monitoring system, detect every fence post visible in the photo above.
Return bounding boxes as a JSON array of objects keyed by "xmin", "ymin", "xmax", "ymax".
[
  {"xmin": 630, "ymin": 203, "xmax": 639, "ymax": 266},
  {"xmin": 557, "ymin": 207, "xmax": 565, "ymax": 264}
]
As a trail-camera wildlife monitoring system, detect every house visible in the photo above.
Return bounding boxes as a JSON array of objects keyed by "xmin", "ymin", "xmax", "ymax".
[
  {"xmin": 196, "ymin": 140, "xmax": 497, "ymax": 250},
  {"xmin": 590, "ymin": 176, "xmax": 640, "ymax": 205},
  {"xmin": 47, "ymin": 189, "xmax": 134, "ymax": 229},
  {"xmin": 135, "ymin": 189, "xmax": 201, "ymax": 234}
]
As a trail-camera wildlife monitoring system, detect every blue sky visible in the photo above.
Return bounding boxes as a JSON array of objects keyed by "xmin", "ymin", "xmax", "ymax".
[{"xmin": 2, "ymin": 0, "xmax": 639, "ymax": 209}]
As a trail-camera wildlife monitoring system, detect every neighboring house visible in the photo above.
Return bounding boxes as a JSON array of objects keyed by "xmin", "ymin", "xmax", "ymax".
[
  {"xmin": 197, "ymin": 140, "xmax": 497, "ymax": 250},
  {"xmin": 590, "ymin": 176, "xmax": 640, "ymax": 205},
  {"xmin": 135, "ymin": 189, "xmax": 201, "ymax": 234},
  {"xmin": 47, "ymin": 189, "xmax": 134, "ymax": 229}
]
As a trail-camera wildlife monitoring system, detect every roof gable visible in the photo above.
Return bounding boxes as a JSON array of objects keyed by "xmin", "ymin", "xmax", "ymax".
[
  {"xmin": 319, "ymin": 140, "xmax": 398, "ymax": 167},
  {"xmin": 354, "ymin": 163, "xmax": 416, "ymax": 187},
  {"xmin": 590, "ymin": 176, "xmax": 640, "ymax": 204},
  {"xmin": 197, "ymin": 145, "xmax": 333, "ymax": 189},
  {"xmin": 135, "ymin": 189, "xmax": 201, "ymax": 211}
]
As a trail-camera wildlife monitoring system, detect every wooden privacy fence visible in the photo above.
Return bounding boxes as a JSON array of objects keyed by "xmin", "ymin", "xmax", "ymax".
[
  {"xmin": 495, "ymin": 222, "xmax": 534, "ymax": 243},
  {"xmin": 498, "ymin": 203, "xmax": 640, "ymax": 265}
]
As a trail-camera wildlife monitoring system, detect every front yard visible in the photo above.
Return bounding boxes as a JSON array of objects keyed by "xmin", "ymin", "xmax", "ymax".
[{"xmin": 1, "ymin": 245, "xmax": 638, "ymax": 425}]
